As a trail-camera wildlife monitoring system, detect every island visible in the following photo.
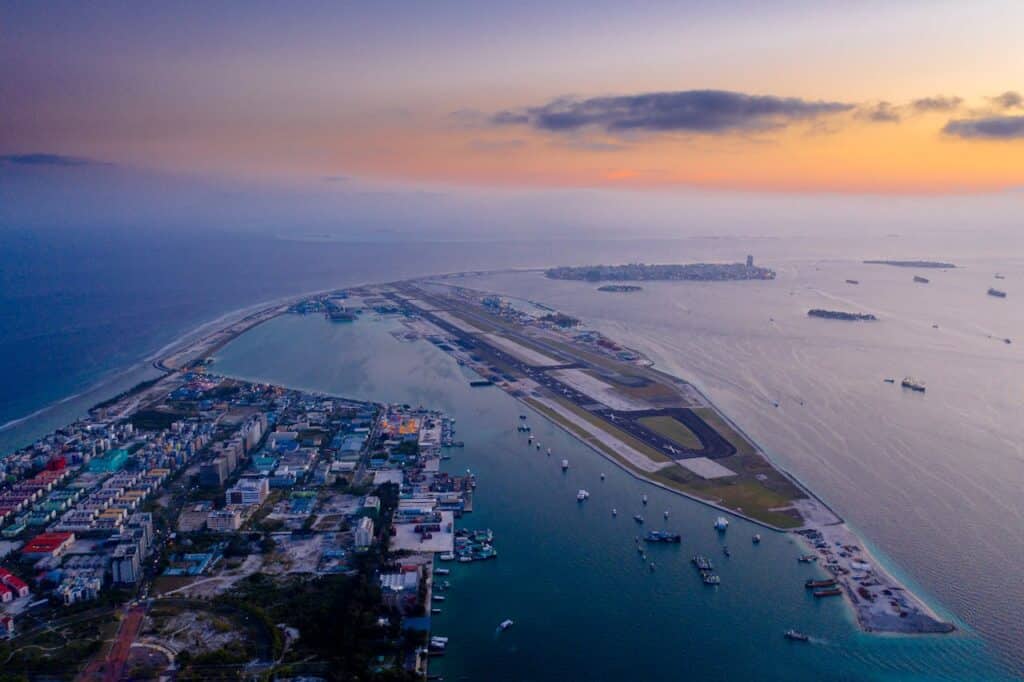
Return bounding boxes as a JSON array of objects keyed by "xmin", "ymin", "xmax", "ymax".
[
  {"xmin": 864, "ymin": 260, "xmax": 956, "ymax": 269},
  {"xmin": 546, "ymin": 261, "xmax": 776, "ymax": 282},
  {"xmin": 0, "ymin": 269, "xmax": 954, "ymax": 680},
  {"xmin": 808, "ymin": 309, "xmax": 877, "ymax": 321},
  {"xmin": 598, "ymin": 284, "xmax": 643, "ymax": 292}
]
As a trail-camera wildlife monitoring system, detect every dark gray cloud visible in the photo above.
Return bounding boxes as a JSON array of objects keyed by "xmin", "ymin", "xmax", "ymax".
[
  {"xmin": 989, "ymin": 91, "xmax": 1022, "ymax": 109},
  {"xmin": 911, "ymin": 96, "xmax": 962, "ymax": 112},
  {"xmin": 942, "ymin": 115, "xmax": 1024, "ymax": 140},
  {"xmin": 0, "ymin": 152, "xmax": 105, "ymax": 167},
  {"xmin": 492, "ymin": 90, "xmax": 854, "ymax": 135},
  {"xmin": 860, "ymin": 101, "xmax": 901, "ymax": 123}
]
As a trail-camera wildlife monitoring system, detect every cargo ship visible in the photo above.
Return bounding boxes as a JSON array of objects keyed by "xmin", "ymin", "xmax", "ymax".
[
  {"xmin": 805, "ymin": 578, "xmax": 837, "ymax": 588},
  {"xmin": 901, "ymin": 377, "xmax": 926, "ymax": 393},
  {"xmin": 988, "ymin": 287, "xmax": 1007, "ymax": 298}
]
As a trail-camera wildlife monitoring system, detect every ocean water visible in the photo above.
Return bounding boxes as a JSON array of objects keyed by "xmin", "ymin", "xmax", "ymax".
[
  {"xmin": 2, "ymin": 226, "xmax": 1022, "ymax": 676},
  {"xmin": 211, "ymin": 313, "xmax": 1014, "ymax": 681}
]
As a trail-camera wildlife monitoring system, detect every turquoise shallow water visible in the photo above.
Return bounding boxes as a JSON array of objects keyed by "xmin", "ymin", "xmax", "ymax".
[{"xmin": 211, "ymin": 313, "xmax": 1014, "ymax": 681}]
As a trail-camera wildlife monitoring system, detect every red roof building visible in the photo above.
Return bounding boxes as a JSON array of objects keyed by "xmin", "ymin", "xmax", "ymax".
[
  {"xmin": 0, "ymin": 584, "xmax": 12, "ymax": 602},
  {"xmin": 21, "ymin": 531, "xmax": 75, "ymax": 559}
]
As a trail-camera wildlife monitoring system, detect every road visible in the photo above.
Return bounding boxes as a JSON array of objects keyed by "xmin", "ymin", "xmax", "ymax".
[{"xmin": 77, "ymin": 604, "xmax": 146, "ymax": 682}]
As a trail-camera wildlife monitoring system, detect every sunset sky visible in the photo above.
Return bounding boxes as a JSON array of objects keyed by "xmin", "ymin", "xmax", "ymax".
[{"xmin": 3, "ymin": 1, "xmax": 1024, "ymax": 195}]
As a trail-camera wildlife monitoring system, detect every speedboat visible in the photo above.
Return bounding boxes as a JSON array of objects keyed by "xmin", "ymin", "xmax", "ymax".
[
  {"xmin": 439, "ymin": 553, "xmax": 455, "ymax": 561},
  {"xmin": 642, "ymin": 494, "xmax": 648, "ymax": 505},
  {"xmin": 612, "ymin": 508, "xmax": 617, "ymax": 516},
  {"xmin": 633, "ymin": 514, "xmax": 644, "ymax": 524},
  {"xmin": 714, "ymin": 516, "xmax": 729, "ymax": 532},
  {"xmin": 499, "ymin": 619, "xmax": 514, "ymax": 631}
]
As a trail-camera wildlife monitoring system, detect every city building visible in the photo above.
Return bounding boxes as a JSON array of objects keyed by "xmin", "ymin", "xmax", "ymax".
[
  {"xmin": 21, "ymin": 531, "xmax": 75, "ymax": 560},
  {"xmin": 111, "ymin": 543, "xmax": 141, "ymax": 584},
  {"xmin": 355, "ymin": 516, "xmax": 374, "ymax": 548},
  {"xmin": 226, "ymin": 477, "xmax": 269, "ymax": 506},
  {"xmin": 207, "ymin": 508, "xmax": 243, "ymax": 531}
]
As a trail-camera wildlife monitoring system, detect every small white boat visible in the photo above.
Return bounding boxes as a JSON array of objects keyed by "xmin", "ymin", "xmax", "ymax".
[
  {"xmin": 576, "ymin": 489, "xmax": 590, "ymax": 501},
  {"xmin": 561, "ymin": 459, "xmax": 569, "ymax": 471},
  {"xmin": 435, "ymin": 568, "xmax": 450, "ymax": 575},
  {"xmin": 642, "ymin": 495, "xmax": 648, "ymax": 505},
  {"xmin": 714, "ymin": 516, "xmax": 729, "ymax": 532},
  {"xmin": 664, "ymin": 510, "xmax": 669, "ymax": 519},
  {"xmin": 499, "ymin": 619, "xmax": 514, "ymax": 631},
  {"xmin": 439, "ymin": 553, "xmax": 455, "ymax": 561},
  {"xmin": 612, "ymin": 508, "xmax": 617, "ymax": 516},
  {"xmin": 547, "ymin": 447, "xmax": 551, "ymax": 455},
  {"xmin": 600, "ymin": 473, "xmax": 605, "ymax": 480},
  {"xmin": 752, "ymin": 534, "xmax": 762, "ymax": 544}
]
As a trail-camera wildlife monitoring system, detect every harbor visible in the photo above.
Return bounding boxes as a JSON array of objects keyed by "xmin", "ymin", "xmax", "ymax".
[{"xmin": 209, "ymin": 310, "xmax": 1006, "ymax": 681}]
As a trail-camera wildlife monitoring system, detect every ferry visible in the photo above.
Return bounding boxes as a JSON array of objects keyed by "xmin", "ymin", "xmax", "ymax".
[
  {"xmin": 576, "ymin": 489, "xmax": 590, "ymax": 502},
  {"xmin": 901, "ymin": 377, "xmax": 926, "ymax": 393},
  {"xmin": 784, "ymin": 629, "xmax": 810, "ymax": 642},
  {"xmin": 561, "ymin": 459, "xmax": 569, "ymax": 471},
  {"xmin": 714, "ymin": 516, "xmax": 729, "ymax": 532},
  {"xmin": 499, "ymin": 619, "xmax": 514, "ymax": 631}
]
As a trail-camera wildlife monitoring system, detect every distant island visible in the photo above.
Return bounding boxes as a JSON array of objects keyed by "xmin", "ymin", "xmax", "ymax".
[
  {"xmin": 546, "ymin": 261, "xmax": 775, "ymax": 282},
  {"xmin": 808, "ymin": 309, "xmax": 877, "ymax": 321},
  {"xmin": 864, "ymin": 260, "xmax": 956, "ymax": 269},
  {"xmin": 598, "ymin": 284, "xmax": 643, "ymax": 292}
]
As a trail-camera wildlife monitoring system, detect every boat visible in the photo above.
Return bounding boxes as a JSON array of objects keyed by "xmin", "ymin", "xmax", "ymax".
[
  {"xmin": 913, "ymin": 275, "xmax": 930, "ymax": 284},
  {"xmin": 883, "ymin": 378, "xmax": 895, "ymax": 383},
  {"xmin": 612, "ymin": 508, "xmax": 617, "ymax": 516},
  {"xmin": 439, "ymin": 553, "xmax": 455, "ymax": 561},
  {"xmin": 797, "ymin": 554, "xmax": 818, "ymax": 563},
  {"xmin": 663, "ymin": 510, "xmax": 669, "ymax": 519},
  {"xmin": 600, "ymin": 473, "xmax": 605, "ymax": 480},
  {"xmin": 995, "ymin": 274, "xmax": 1006, "ymax": 280},
  {"xmin": 723, "ymin": 546, "xmax": 731, "ymax": 557},
  {"xmin": 784, "ymin": 629, "xmax": 810, "ymax": 642},
  {"xmin": 633, "ymin": 515, "xmax": 644, "ymax": 524},
  {"xmin": 901, "ymin": 377, "xmax": 926, "ymax": 393},
  {"xmin": 644, "ymin": 530, "xmax": 681, "ymax": 543},
  {"xmin": 547, "ymin": 447, "xmax": 551, "ymax": 455},
  {"xmin": 536, "ymin": 444, "xmax": 541, "ymax": 451},
  {"xmin": 988, "ymin": 287, "xmax": 1007, "ymax": 298},
  {"xmin": 714, "ymin": 516, "xmax": 729, "ymax": 532},
  {"xmin": 561, "ymin": 459, "xmax": 569, "ymax": 471},
  {"xmin": 813, "ymin": 587, "xmax": 843, "ymax": 598},
  {"xmin": 499, "ymin": 619, "xmax": 514, "ymax": 631},
  {"xmin": 519, "ymin": 414, "xmax": 527, "ymax": 420},
  {"xmin": 703, "ymin": 573, "xmax": 721, "ymax": 585},
  {"xmin": 845, "ymin": 279, "xmax": 859, "ymax": 285},
  {"xmin": 576, "ymin": 489, "xmax": 590, "ymax": 502},
  {"xmin": 458, "ymin": 556, "xmax": 473, "ymax": 563},
  {"xmin": 752, "ymin": 534, "xmax": 761, "ymax": 544},
  {"xmin": 805, "ymin": 578, "xmax": 838, "ymax": 588},
  {"xmin": 432, "ymin": 608, "xmax": 443, "ymax": 614},
  {"xmin": 435, "ymin": 568, "xmax": 450, "ymax": 575},
  {"xmin": 692, "ymin": 555, "xmax": 714, "ymax": 571},
  {"xmin": 642, "ymin": 495, "xmax": 648, "ymax": 505},
  {"xmin": 649, "ymin": 562, "xmax": 656, "ymax": 571},
  {"xmin": 433, "ymin": 595, "xmax": 447, "ymax": 602}
]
